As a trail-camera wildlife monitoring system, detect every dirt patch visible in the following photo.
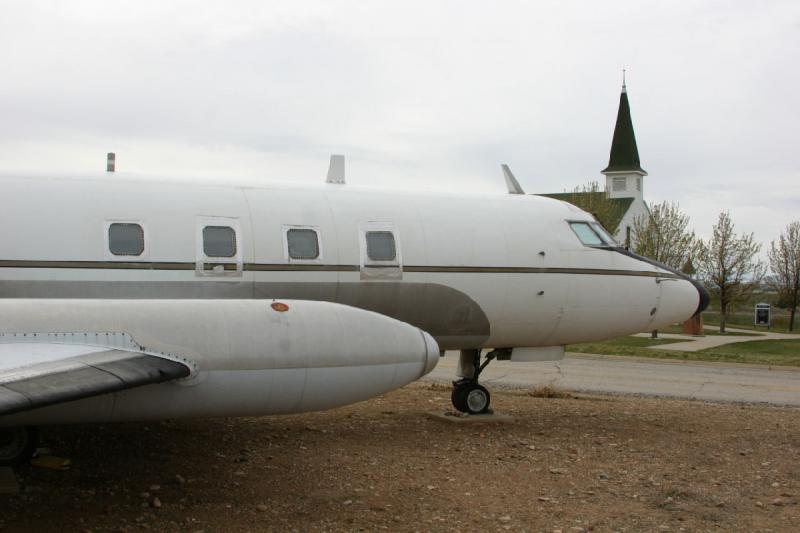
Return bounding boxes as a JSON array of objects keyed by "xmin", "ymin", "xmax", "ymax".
[
  {"xmin": 1, "ymin": 384, "xmax": 799, "ymax": 532},
  {"xmin": 528, "ymin": 384, "xmax": 573, "ymax": 399}
]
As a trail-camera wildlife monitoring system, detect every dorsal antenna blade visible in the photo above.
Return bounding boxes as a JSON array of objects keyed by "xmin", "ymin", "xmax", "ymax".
[
  {"xmin": 326, "ymin": 154, "xmax": 345, "ymax": 184},
  {"xmin": 501, "ymin": 164, "xmax": 524, "ymax": 194}
]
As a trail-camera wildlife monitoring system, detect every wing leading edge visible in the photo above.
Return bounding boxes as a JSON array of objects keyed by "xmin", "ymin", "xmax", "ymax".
[{"xmin": 0, "ymin": 344, "xmax": 191, "ymax": 417}]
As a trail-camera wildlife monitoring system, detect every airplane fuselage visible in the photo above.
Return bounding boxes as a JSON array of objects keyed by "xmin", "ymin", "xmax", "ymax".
[
  {"xmin": 0, "ymin": 172, "xmax": 706, "ymax": 429},
  {"xmin": 0, "ymin": 173, "xmax": 701, "ymax": 349}
]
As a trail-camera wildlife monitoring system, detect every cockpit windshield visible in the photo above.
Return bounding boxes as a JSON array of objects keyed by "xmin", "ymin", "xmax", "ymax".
[
  {"xmin": 569, "ymin": 222, "xmax": 604, "ymax": 246},
  {"xmin": 568, "ymin": 221, "xmax": 616, "ymax": 248},
  {"xmin": 590, "ymin": 223, "xmax": 617, "ymax": 246}
]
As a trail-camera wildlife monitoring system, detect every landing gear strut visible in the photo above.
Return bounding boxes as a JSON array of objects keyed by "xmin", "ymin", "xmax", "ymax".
[
  {"xmin": 451, "ymin": 348, "xmax": 509, "ymax": 414},
  {"xmin": 0, "ymin": 427, "xmax": 39, "ymax": 466}
]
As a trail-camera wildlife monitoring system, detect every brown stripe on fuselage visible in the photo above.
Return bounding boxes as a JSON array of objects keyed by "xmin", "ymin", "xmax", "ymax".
[
  {"xmin": 0, "ymin": 259, "xmax": 679, "ymax": 279},
  {"xmin": 0, "ymin": 260, "xmax": 195, "ymax": 270}
]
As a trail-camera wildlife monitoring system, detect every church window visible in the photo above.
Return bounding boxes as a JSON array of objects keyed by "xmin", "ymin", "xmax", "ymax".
[
  {"xmin": 613, "ymin": 177, "xmax": 626, "ymax": 191},
  {"xmin": 636, "ymin": 177, "xmax": 641, "ymax": 191}
]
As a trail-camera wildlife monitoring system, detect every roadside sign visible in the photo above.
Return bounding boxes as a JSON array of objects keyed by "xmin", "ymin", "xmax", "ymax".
[{"xmin": 754, "ymin": 303, "xmax": 770, "ymax": 327}]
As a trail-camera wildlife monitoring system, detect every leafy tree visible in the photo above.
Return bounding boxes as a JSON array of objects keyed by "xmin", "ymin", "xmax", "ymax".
[
  {"xmin": 681, "ymin": 256, "xmax": 697, "ymax": 276},
  {"xmin": 698, "ymin": 211, "xmax": 765, "ymax": 333},
  {"xmin": 632, "ymin": 201, "xmax": 700, "ymax": 270},
  {"xmin": 767, "ymin": 221, "xmax": 800, "ymax": 331},
  {"xmin": 632, "ymin": 201, "xmax": 701, "ymax": 338}
]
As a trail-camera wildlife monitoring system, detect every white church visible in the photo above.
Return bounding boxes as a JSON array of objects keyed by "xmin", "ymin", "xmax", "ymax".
[{"xmin": 541, "ymin": 81, "xmax": 650, "ymax": 248}]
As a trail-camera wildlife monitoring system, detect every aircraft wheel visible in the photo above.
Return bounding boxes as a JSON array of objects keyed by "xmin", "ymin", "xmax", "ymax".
[
  {"xmin": 451, "ymin": 382, "xmax": 491, "ymax": 414},
  {"xmin": 0, "ymin": 427, "xmax": 39, "ymax": 466},
  {"xmin": 463, "ymin": 384, "xmax": 491, "ymax": 415},
  {"xmin": 451, "ymin": 382, "xmax": 468, "ymax": 412}
]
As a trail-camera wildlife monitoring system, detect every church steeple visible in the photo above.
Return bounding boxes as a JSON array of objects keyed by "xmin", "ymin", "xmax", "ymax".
[{"xmin": 602, "ymin": 77, "xmax": 646, "ymax": 174}]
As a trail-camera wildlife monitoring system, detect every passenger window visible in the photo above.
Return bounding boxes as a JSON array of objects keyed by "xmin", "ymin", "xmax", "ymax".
[
  {"xmin": 287, "ymin": 228, "xmax": 320, "ymax": 260},
  {"xmin": 203, "ymin": 226, "xmax": 236, "ymax": 257},
  {"xmin": 108, "ymin": 223, "xmax": 144, "ymax": 256},
  {"xmin": 366, "ymin": 231, "xmax": 396, "ymax": 261},
  {"xmin": 569, "ymin": 222, "xmax": 604, "ymax": 247}
]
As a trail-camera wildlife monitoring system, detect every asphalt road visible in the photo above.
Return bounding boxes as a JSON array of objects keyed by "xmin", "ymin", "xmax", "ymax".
[{"xmin": 426, "ymin": 352, "xmax": 800, "ymax": 406}]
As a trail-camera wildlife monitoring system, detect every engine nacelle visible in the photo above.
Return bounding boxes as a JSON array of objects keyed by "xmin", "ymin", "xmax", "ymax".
[{"xmin": 0, "ymin": 299, "xmax": 439, "ymax": 425}]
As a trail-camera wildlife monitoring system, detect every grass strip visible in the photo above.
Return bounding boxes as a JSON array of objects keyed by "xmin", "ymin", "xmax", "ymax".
[{"xmin": 568, "ymin": 337, "xmax": 800, "ymax": 367}]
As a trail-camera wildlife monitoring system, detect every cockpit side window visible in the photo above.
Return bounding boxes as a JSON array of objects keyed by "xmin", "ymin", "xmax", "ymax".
[{"xmin": 569, "ymin": 221, "xmax": 605, "ymax": 247}]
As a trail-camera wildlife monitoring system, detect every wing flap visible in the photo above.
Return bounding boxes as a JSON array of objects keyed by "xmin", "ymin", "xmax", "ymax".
[
  {"xmin": 0, "ymin": 347, "xmax": 191, "ymax": 417},
  {"xmin": 90, "ymin": 352, "xmax": 188, "ymax": 384},
  {"xmin": 0, "ymin": 387, "xmax": 30, "ymax": 415}
]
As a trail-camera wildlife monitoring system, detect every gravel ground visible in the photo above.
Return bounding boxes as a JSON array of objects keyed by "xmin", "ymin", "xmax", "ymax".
[{"xmin": 1, "ymin": 383, "xmax": 798, "ymax": 532}]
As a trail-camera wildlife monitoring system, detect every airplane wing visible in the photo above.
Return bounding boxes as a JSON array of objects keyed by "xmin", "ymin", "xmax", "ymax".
[{"xmin": 0, "ymin": 339, "xmax": 191, "ymax": 417}]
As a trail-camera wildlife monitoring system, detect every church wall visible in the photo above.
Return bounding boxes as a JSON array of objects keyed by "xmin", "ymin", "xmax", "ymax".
[{"xmin": 613, "ymin": 197, "xmax": 650, "ymax": 248}]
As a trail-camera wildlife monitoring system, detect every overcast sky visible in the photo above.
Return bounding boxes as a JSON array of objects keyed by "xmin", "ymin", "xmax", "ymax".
[{"xmin": 1, "ymin": 1, "xmax": 798, "ymax": 249}]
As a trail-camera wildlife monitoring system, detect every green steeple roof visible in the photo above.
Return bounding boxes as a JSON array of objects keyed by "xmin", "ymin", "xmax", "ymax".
[{"xmin": 601, "ymin": 85, "xmax": 646, "ymax": 174}]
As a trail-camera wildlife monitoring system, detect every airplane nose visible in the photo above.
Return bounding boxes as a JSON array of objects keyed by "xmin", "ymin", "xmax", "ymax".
[
  {"xmin": 611, "ymin": 247, "xmax": 709, "ymax": 321},
  {"xmin": 688, "ymin": 277, "xmax": 710, "ymax": 316},
  {"xmin": 650, "ymin": 278, "xmax": 700, "ymax": 329}
]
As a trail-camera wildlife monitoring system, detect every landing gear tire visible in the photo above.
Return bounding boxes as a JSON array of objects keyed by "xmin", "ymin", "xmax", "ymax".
[
  {"xmin": 0, "ymin": 427, "xmax": 39, "ymax": 466},
  {"xmin": 451, "ymin": 381, "xmax": 491, "ymax": 415},
  {"xmin": 451, "ymin": 383, "xmax": 468, "ymax": 413},
  {"xmin": 452, "ymin": 348, "xmax": 507, "ymax": 415},
  {"xmin": 464, "ymin": 384, "xmax": 491, "ymax": 414}
]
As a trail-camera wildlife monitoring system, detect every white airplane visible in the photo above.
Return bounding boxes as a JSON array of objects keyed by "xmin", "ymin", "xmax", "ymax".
[{"xmin": 0, "ymin": 156, "xmax": 708, "ymax": 465}]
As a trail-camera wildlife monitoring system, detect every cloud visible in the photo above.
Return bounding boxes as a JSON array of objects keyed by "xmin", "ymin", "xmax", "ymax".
[{"xmin": 0, "ymin": 0, "xmax": 798, "ymax": 249}]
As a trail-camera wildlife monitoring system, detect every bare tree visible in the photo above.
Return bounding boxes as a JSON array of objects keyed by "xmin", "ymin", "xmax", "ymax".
[
  {"xmin": 698, "ymin": 211, "xmax": 765, "ymax": 333},
  {"xmin": 768, "ymin": 221, "xmax": 800, "ymax": 331},
  {"xmin": 632, "ymin": 201, "xmax": 700, "ymax": 270}
]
